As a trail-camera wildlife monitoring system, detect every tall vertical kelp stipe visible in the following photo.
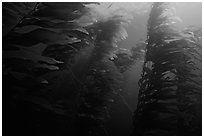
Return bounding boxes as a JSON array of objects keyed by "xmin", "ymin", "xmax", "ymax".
[
  {"xmin": 3, "ymin": 2, "xmax": 132, "ymax": 135},
  {"xmin": 133, "ymin": 2, "xmax": 202, "ymax": 135}
]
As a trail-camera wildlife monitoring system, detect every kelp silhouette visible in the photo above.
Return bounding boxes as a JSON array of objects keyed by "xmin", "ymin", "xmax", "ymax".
[
  {"xmin": 3, "ymin": 2, "xmax": 131, "ymax": 135},
  {"xmin": 133, "ymin": 2, "xmax": 201, "ymax": 136},
  {"xmin": 3, "ymin": 2, "xmax": 96, "ymax": 135}
]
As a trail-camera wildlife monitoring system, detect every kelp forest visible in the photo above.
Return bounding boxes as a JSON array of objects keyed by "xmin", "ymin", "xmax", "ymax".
[{"xmin": 2, "ymin": 2, "xmax": 202, "ymax": 136}]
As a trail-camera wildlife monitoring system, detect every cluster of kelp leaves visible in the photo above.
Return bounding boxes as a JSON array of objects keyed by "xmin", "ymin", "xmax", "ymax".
[
  {"xmin": 133, "ymin": 3, "xmax": 202, "ymax": 136},
  {"xmin": 2, "ymin": 2, "xmax": 143, "ymax": 136}
]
